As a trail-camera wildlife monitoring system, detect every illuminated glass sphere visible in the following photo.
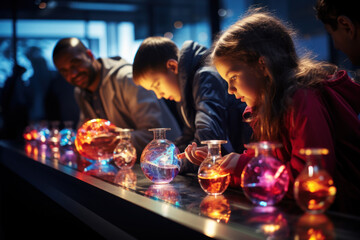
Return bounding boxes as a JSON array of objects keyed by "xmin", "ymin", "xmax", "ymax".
[
  {"xmin": 75, "ymin": 119, "xmax": 120, "ymax": 161},
  {"xmin": 241, "ymin": 141, "xmax": 289, "ymax": 206},
  {"xmin": 198, "ymin": 140, "xmax": 230, "ymax": 195},
  {"xmin": 294, "ymin": 148, "xmax": 336, "ymax": 213},
  {"xmin": 113, "ymin": 129, "xmax": 136, "ymax": 169},
  {"xmin": 140, "ymin": 128, "xmax": 180, "ymax": 184},
  {"xmin": 60, "ymin": 121, "xmax": 76, "ymax": 147}
]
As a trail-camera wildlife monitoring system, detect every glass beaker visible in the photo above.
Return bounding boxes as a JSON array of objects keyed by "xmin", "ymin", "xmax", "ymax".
[
  {"xmin": 241, "ymin": 141, "xmax": 289, "ymax": 206},
  {"xmin": 294, "ymin": 148, "xmax": 336, "ymax": 213},
  {"xmin": 113, "ymin": 128, "xmax": 136, "ymax": 169},
  {"xmin": 198, "ymin": 140, "xmax": 230, "ymax": 195},
  {"xmin": 140, "ymin": 128, "xmax": 181, "ymax": 184},
  {"xmin": 75, "ymin": 119, "xmax": 120, "ymax": 161}
]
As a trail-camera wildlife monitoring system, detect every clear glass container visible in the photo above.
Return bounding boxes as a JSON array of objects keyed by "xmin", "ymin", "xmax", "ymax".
[
  {"xmin": 140, "ymin": 128, "xmax": 180, "ymax": 184},
  {"xmin": 37, "ymin": 121, "xmax": 50, "ymax": 145},
  {"xmin": 198, "ymin": 140, "xmax": 230, "ymax": 195},
  {"xmin": 60, "ymin": 121, "xmax": 76, "ymax": 147},
  {"xmin": 75, "ymin": 119, "xmax": 120, "ymax": 161},
  {"xmin": 241, "ymin": 141, "xmax": 289, "ymax": 206},
  {"xmin": 48, "ymin": 121, "xmax": 61, "ymax": 152},
  {"xmin": 113, "ymin": 129, "xmax": 136, "ymax": 169},
  {"xmin": 200, "ymin": 195, "xmax": 231, "ymax": 223},
  {"xmin": 294, "ymin": 148, "xmax": 336, "ymax": 213}
]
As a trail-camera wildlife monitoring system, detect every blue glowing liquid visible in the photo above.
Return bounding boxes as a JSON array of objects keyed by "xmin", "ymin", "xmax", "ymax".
[{"xmin": 141, "ymin": 162, "xmax": 180, "ymax": 184}]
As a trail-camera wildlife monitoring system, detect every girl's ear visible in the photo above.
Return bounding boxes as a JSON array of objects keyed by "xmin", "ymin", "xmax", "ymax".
[
  {"xmin": 258, "ymin": 56, "xmax": 270, "ymax": 78},
  {"xmin": 337, "ymin": 15, "xmax": 356, "ymax": 39},
  {"xmin": 166, "ymin": 59, "xmax": 178, "ymax": 74}
]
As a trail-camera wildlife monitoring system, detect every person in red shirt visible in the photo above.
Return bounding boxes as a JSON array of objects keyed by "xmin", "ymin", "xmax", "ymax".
[{"xmin": 185, "ymin": 9, "xmax": 360, "ymax": 214}]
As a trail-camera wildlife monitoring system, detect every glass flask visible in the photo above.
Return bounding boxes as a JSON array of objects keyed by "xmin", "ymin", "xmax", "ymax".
[
  {"xmin": 59, "ymin": 121, "xmax": 76, "ymax": 148},
  {"xmin": 48, "ymin": 121, "xmax": 60, "ymax": 151},
  {"xmin": 241, "ymin": 141, "xmax": 289, "ymax": 206},
  {"xmin": 36, "ymin": 121, "xmax": 50, "ymax": 145},
  {"xmin": 200, "ymin": 195, "xmax": 231, "ymax": 223},
  {"xmin": 198, "ymin": 140, "xmax": 230, "ymax": 195},
  {"xmin": 294, "ymin": 148, "xmax": 336, "ymax": 213},
  {"xmin": 75, "ymin": 119, "xmax": 121, "ymax": 161},
  {"xmin": 140, "ymin": 128, "xmax": 180, "ymax": 184},
  {"xmin": 113, "ymin": 129, "xmax": 136, "ymax": 169}
]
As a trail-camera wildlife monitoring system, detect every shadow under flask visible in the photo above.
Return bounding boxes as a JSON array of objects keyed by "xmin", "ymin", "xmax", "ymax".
[
  {"xmin": 241, "ymin": 141, "xmax": 289, "ymax": 206},
  {"xmin": 140, "ymin": 128, "xmax": 181, "ymax": 184},
  {"xmin": 198, "ymin": 140, "xmax": 230, "ymax": 195},
  {"xmin": 294, "ymin": 148, "xmax": 336, "ymax": 213},
  {"xmin": 113, "ymin": 128, "xmax": 136, "ymax": 169}
]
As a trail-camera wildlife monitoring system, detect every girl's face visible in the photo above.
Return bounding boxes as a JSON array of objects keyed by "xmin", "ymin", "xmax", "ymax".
[{"xmin": 214, "ymin": 57, "xmax": 264, "ymax": 107}]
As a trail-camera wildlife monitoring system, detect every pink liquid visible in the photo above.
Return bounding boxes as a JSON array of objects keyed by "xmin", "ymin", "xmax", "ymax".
[
  {"xmin": 198, "ymin": 173, "xmax": 230, "ymax": 195},
  {"xmin": 141, "ymin": 162, "xmax": 179, "ymax": 184}
]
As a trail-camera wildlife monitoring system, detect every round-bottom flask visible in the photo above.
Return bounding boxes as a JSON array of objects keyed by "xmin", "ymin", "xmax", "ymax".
[
  {"xmin": 198, "ymin": 140, "xmax": 230, "ymax": 195},
  {"xmin": 113, "ymin": 129, "xmax": 136, "ymax": 169},
  {"xmin": 294, "ymin": 148, "xmax": 336, "ymax": 213},
  {"xmin": 75, "ymin": 119, "xmax": 120, "ymax": 161},
  {"xmin": 140, "ymin": 128, "xmax": 181, "ymax": 184},
  {"xmin": 241, "ymin": 141, "xmax": 289, "ymax": 206}
]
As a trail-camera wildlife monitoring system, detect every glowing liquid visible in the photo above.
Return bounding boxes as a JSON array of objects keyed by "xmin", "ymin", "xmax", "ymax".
[
  {"xmin": 77, "ymin": 134, "xmax": 120, "ymax": 160},
  {"xmin": 141, "ymin": 162, "xmax": 180, "ymax": 184},
  {"xmin": 198, "ymin": 173, "xmax": 230, "ymax": 195},
  {"xmin": 241, "ymin": 157, "xmax": 289, "ymax": 206},
  {"xmin": 113, "ymin": 142, "xmax": 136, "ymax": 169},
  {"xmin": 294, "ymin": 170, "xmax": 336, "ymax": 213}
]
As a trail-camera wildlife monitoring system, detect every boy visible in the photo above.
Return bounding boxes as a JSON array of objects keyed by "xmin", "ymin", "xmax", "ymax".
[{"xmin": 133, "ymin": 37, "xmax": 252, "ymax": 173}]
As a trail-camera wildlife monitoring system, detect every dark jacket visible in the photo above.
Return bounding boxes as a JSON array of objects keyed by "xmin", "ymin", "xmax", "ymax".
[
  {"xmin": 230, "ymin": 71, "xmax": 360, "ymax": 214},
  {"xmin": 175, "ymin": 41, "xmax": 252, "ymax": 172},
  {"xmin": 75, "ymin": 57, "xmax": 181, "ymax": 154}
]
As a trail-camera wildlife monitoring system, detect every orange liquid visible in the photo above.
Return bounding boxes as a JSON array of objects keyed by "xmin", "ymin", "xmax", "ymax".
[
  {"xmin": 76, "ymin": 134, "xmax": 120, "ymax": 160},
  {"xmin": 294, "ymin": 170, "xmax": 336, "ymax": 213},
  {"xmin": 198, "ymin": 173, "xmax": 230, "ymax": 195}
]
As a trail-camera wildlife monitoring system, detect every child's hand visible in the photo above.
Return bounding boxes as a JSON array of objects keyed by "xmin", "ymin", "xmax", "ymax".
[
  {"xmin": 219, "ymin": 152, "xmax": 241, "ymax": 175},
  {"xmin": 184, "ymin": 142, "xmax": 208, "ymax": 166}
]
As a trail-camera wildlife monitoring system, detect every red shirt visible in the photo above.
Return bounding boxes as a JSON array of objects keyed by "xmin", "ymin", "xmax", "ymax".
[{"xmin": 231, "ymin": 71, "xmax": 360, "ymax": 213}]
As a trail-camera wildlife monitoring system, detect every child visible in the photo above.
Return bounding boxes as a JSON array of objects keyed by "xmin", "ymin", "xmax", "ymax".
[
  {"xmin": 185, "ymin": 9, "xmax": 360, "ymax": 213},
  {"xmin": 133, "ymin": 36, "xmax": 252, "ymax": 173}
]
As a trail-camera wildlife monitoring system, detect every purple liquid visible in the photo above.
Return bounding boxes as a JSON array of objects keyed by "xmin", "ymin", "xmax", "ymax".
[{"xmin": 141, "ymin": 162, "xmax": 180, "ymax": 184}]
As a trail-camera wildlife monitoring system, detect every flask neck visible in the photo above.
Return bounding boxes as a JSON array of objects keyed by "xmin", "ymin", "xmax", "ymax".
[
  {"xmin": 153, "ymin": 130, "xmax": 166, "ymax": 140},
  {"xmin": 305, "ymin": 155, "xmax": 323, "ymax": 169},
  {"xmin": 207, "ymin": 144, "xmax": 222, "ymax": 161},
  {"xmin": 254, "ymin": 147, "xmax": 272, "ymax": 157}
]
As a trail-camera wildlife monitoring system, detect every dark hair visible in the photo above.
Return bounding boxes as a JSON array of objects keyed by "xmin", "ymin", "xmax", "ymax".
[
  {"xmin": 52, "ymin": 37, "xmax": 87, "ymax": 62},
  {"xmin": 315, "ymin": 0, "xmax": 360, "ymax": 30},
  {"xmin": 212, "ymin": 8, "xmax": 337, "ymax": 141},
  {"xmin": 133, "ymin": 36, "xmax": 179, "ymax": 84}
]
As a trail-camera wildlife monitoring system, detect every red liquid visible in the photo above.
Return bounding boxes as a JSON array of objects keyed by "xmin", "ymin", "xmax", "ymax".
[{"xmin": 198, "ymin": 173, "xmax": 230, "ymax": 195}]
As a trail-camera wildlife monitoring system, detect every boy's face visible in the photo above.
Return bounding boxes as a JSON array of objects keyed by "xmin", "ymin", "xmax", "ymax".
[
  {"xmin": 324, "ymin": 16, "xmax": 360, "ymax": 65},
  {"xmin": 139, "ymin": 70, "xmax": 181, "ymax": 102}
]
